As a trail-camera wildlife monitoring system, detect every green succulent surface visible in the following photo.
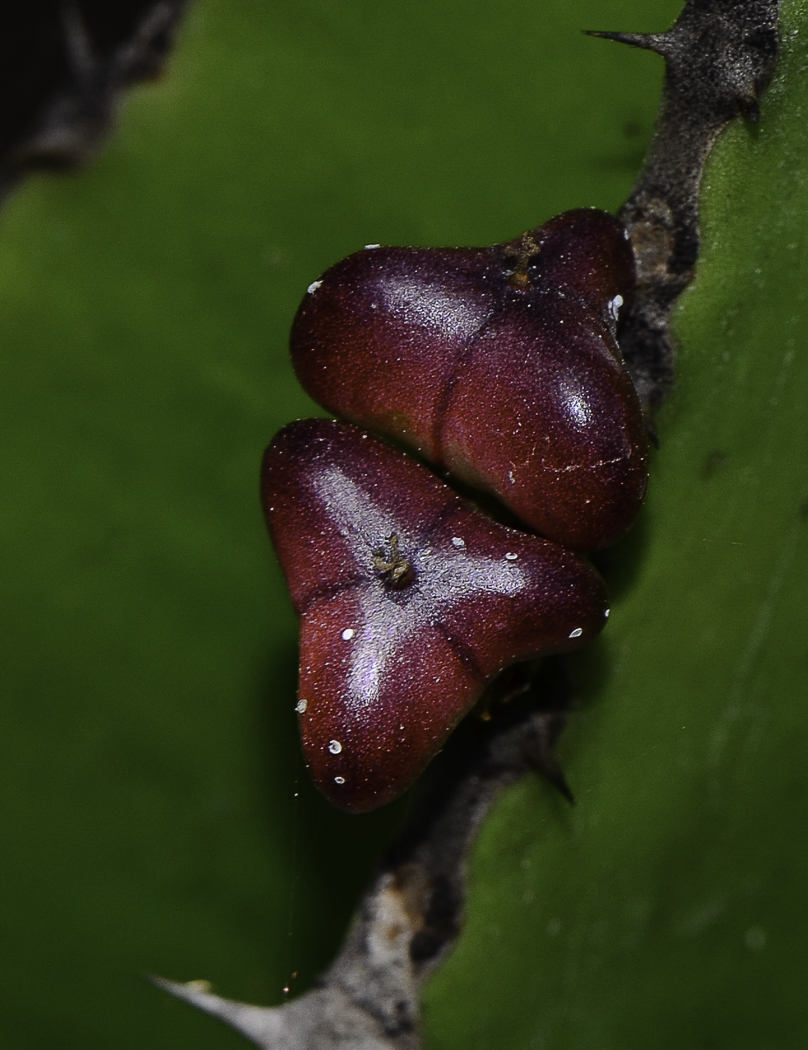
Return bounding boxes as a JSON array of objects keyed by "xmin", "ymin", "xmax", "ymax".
[{"xmin": 1, "ymin": 1, "xmax": 803, "ymax": 1048}]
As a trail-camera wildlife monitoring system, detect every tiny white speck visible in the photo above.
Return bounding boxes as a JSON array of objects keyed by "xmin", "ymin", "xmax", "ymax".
[
  {"xmin": 364, "ymin": 243, "xmax": 381, "ymax": 249},
  {"xmin": 604, "ymin": 608, "xmax": 610, "ymax": 618},
  {"xmin": 341, "ymin": 628, "xmax": 355, "ymax": 640},
  {"xmin": 295, "ymin": 699, "xmax": 308, "ymax": 714},
  {"xmin": 334, "ymin": 776, "xmax": 346, "ymax": 785},
  {"xmin": 452, "ymin": 537, "xmax": 466, "ymax": 548},
  {"xmin": 307, "ymin": 280, "xmax": 322, "ymax": 295},
  {"xmin": 505, "ymin": 552, "xmax": 518, "ymax": 561},
  {"xmin": 508, "ymin": 470, "xmax": 515, "ymax": 483},
  {"xmin": 569, "ymin": 627, "xmax": 583, "ymax": 639},
  {"xmin": 328, "ymin": 739, "xmax": 343, "ymax": 754}
]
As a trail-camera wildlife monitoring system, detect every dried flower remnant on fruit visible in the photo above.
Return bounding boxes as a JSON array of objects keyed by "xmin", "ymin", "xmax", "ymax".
[
  {"xmin": 504, "ymin": 231, "xmax": 542, "ymax": 289},
  {"xmin": 373, "ymin": 533, "xmax": 414, "ymax": 588}
]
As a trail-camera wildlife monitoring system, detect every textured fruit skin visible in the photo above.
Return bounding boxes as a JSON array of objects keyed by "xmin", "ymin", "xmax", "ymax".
[
  {"xmin": 291, "ymin": 209, "xmax": 647, "ymax": 550},
  {"xmin": 262, "ymin": 419, "xmax": 609, "ymax": 812}
]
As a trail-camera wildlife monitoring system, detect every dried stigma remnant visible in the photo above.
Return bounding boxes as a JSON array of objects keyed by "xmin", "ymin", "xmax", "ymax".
[{"xmin": 261, "ymin": 419, "xmax": 609, "ymax": 812}]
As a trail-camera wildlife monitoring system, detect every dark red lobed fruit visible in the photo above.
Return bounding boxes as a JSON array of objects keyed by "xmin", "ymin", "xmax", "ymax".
[
  {"xmin": 262, "ymin": 419, "xmax": 609, "ymax": 812},
  {"xmin": 291, "ymin": 209, "xmax": 648, "ymax": 551}
]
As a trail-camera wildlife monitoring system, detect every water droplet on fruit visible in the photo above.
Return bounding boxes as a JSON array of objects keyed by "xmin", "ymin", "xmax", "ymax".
[{"xmin": 328, "ymin": 740, "xmax": 343, "ymax": 754}]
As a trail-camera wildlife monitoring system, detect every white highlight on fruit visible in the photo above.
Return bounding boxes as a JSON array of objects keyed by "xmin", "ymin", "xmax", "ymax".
[
  {"xmin": 334, "ymin": 776, "xmax": 346, "ymax": 785},
  {"xmin": 328, "ymin": 740, "xmax": 343, "ymax": 754},
  {"xmin": 609, "ymin": 294, "xmax": 624, "ymax": 321},
  {"xmin": 505, "ymin": 552, "xmax": 518, "ymax": 561},
  {"xmin": 364, "ymin": 243, "xmax": 381, "ymax": 249},
  {"xmin": 307, "ymin": 280, "xmax": 323, "ymax": 294},
  {"xmin": 342, "ymin": 628, "xmax": 355, "ymax": 640},
  {"xmin": 451, "ymin": 537, "xmax": 466, "ymax": 548},
  {"xmin": 557, "ymin": 375, "xmax": 593, "ymax": 430},
  {"xmin": 605, "ymin": 608, "xmax": 611, "ymax": 618},
  {"xmin": 569, "ymin": 627, "xmax": 583, "ymax": 639},
  {"xmin": 295, "ymin": 699, "xmax": 308, "ymax": 714},
  {"xmin": 382, "ymin": 273, "xmax": 490, "ymax": 339}
]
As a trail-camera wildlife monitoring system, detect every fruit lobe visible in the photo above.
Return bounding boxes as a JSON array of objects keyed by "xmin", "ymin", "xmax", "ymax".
[
  {"xmin": 262, "ymin": 419, "xmax": 609, "ymax": 812},
  {"xmin": 291, "ymin": 208, "xmax": 648, "ymax": 550}
]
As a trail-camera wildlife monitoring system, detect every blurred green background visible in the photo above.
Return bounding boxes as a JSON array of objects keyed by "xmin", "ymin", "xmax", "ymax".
[{"xmin": 1, "ymin": 0, "xmax": 805, "ymax": 1047}]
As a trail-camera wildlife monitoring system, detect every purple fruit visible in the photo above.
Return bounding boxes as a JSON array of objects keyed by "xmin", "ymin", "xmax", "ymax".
[
  {"xmin": 291, "ymin": 209, "xmax": 647, "ymax": 551},
  {"xmin": 262, "ymin": 419, "xmax": 609, "ymax": 812}
]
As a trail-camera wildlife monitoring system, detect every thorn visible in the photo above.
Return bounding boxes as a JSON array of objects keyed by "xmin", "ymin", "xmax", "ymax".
[
  {"xmin": 584, "ymin": 29, "xmax": 668, "ymax": 58},
  {"xmin": 146, "ymin": 975, "xmax": 285, "ymax": 1043},
  {"xmin": 146, "ymin": 974, "xmax": 221, "ymax": 1011}
]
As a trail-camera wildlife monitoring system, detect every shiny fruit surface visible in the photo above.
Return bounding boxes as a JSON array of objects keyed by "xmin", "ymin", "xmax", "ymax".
[
  {"xmin": 262, "ymin": 419, "xmax": 609, "ymax": 811},
  {"xmin": 291, "ymin": 209, "xmax": 647, "ymax": 550}
]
